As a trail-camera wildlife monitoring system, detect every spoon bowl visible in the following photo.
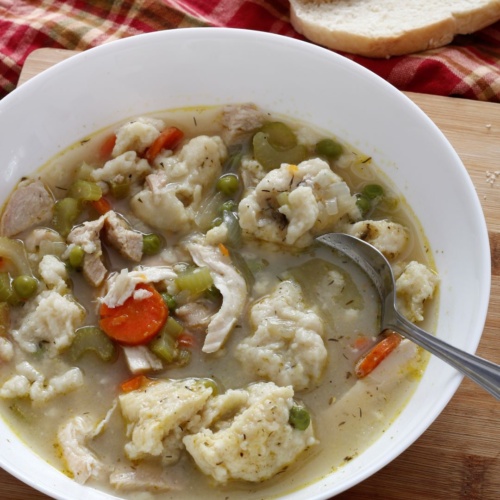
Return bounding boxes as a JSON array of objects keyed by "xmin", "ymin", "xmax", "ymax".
[{"xmin": 317, "ymin": 232, "xmax": 500, "ymax": 400}]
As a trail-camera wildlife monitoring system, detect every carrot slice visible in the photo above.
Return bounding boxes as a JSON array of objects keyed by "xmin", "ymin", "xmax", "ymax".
[
  {"xmin": 99, "ymin": 133, "xmax": 116, "ymax": 160},
  {"xmin": 120, "ymin": 374, "xmax": 149, "ymax": 393},
  {"xmin": 177, "ymin": 332, "xmax": 197, "ymax": 349},
  {"xmin": 218, "ymin": 243, "xmax": 229, "ymax": 257},
  {"xmin": 99, "ymin": 283, "xmax": 168, "ymax": 346},
  {"xmin": 91, "ymin": 196, "xmax": 112, "ymax": 215},
  {"xmin": 145, "ymin": 127, "xmax": 184, "ymax": 163},
  {"xmin": 355, "ymin": 332, "xmax": 401, "ymax": 378}
]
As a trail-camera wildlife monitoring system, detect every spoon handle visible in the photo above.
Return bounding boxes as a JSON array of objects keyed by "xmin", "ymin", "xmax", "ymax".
[{"xmin": 390, "ymin": 314, "xmax": 500, "ymax": 400}]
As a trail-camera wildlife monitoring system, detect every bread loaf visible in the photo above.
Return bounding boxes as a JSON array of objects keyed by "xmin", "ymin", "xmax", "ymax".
[{"xmin": 289, "ymin": 0, "xmax": 500, "ymax": 58}]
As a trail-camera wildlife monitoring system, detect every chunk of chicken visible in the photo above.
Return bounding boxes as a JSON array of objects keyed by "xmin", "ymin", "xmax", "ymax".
[
  {"xmin": 220, "ymin": 103, "xmax": 265, "ymax": 144},
  {"xmin": 67, "ymin": 217, "xmax": 107, "ymax": 287},
  {"xmin": 1, "ymin": 179, "xmax": 54, "ymax": 237},
  {"xmin": 186, "ymin": 241, "xmax": 247, "ymax": 353},
  {"xmin": 57, "ymin": 415, "xmax": 105, "ymax": 484},
  {"xmin": 104, "ymin": 211, "xmax": 143, "ymax": 262}
]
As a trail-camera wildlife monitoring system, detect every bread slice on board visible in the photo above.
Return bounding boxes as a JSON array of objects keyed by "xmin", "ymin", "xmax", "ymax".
[{"xmin": 289, "ymin": 0, "xmax": 500, "ymax": 58}]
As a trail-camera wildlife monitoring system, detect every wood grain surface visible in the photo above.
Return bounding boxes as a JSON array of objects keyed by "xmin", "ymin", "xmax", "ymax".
[{"xmin": 1, "ymin": 48, "xmax": 499, "ymax": 500}]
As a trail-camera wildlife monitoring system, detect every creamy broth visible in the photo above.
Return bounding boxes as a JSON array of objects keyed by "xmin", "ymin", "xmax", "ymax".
[{"xmin": 0, "ymin": 104, "xmax": 437, "ymax": 499}]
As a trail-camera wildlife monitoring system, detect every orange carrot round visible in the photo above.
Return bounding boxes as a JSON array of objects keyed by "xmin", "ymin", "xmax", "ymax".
[
  {"xmin": 145, "ymin": 126, "xmax": 184, "ymax": 163},
  {"xmin": 99, "ymin": 283, "xmax": 168, "ymax": 346},
  {"xmin": 355, "ymin": 332, "xmax": 401, "ymax": 378},
  {"xmin": 120, "ymin": 374, "xmax": 149, "ymax": 393}
]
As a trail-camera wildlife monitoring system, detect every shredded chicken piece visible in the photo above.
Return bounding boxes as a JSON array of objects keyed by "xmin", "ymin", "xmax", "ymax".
[
  {"xmin": 57, "ymin": 415, "xmax": 105, "ymax": 484},
  {"xmin": 186, "ymin": 241, "xmax": 247, "ymax": 353}
]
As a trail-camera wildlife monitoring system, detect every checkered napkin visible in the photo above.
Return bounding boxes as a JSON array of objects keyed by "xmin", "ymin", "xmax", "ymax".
[{"xmin": 1, "ymin": 0, "xmax": 500, "ymax": 101}]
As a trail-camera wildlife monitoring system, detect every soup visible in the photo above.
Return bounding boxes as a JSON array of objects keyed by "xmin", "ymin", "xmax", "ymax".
[{"xmin": 0, "ymin": 104, "xmax": 438, "ymax": 498}]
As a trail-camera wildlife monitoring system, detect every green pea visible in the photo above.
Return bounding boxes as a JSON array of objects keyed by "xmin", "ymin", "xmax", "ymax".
[
  {"xmin": 142, "ymin": 233, "xmax": 162, "ymax": 256},
  {"xmin": 211, "ymin": 216, "xmax": 223, "ymax": 229},
  {"xmin": 289, "ymin": 405, "xmax": 311, "ymax": 431},
  {"xmin": 362, "ymin": 184, "xmax": 384, "ymax": 200},
  {"xmin": 356, "ymin": 194, "xmax": 371, "ymax": 215},
  {"xmin": 12, "ymin": 275, "xmax": 38, "ymax": 300},
  {"xmin": 161, "ymin": 293, "xmax": 177, "ymax": 312},
  {"xmin": 216, "ymin": 174, "xmax": 240, "ymax": 196},
  {"xmin": 315, "ymin": 139, "xmax": 343, "ymax": 160},
  {"xmin": 68, "ymin": 245, "xmax": 85, "ymax": 269}
]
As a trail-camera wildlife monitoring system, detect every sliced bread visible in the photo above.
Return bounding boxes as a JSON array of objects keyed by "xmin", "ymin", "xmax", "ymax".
[{"xmin": 289, "ymin": 0, "xmax": 500, "ymax": 58}]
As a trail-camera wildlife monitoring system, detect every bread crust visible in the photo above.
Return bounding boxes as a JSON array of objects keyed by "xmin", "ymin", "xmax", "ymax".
[{"xmin": 289, "ymin": 1, "xmax": 500, "ymax": 57}]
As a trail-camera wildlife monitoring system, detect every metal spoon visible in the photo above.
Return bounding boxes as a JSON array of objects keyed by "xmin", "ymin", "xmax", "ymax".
[{"xmin": 317, "ymin": 232, "xmax": 500, "ymax": 400}]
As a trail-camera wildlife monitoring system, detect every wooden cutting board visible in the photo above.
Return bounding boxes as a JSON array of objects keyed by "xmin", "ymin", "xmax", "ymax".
[{"xmin": 2, "ymin": 48, "xmax": 499, "ymax": 500}]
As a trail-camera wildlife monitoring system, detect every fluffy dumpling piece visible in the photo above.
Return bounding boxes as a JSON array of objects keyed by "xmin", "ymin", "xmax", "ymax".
[
  {"xmin": 11, "ymin": 290, "xmax": 85, "ymax": 355},
  {"xmin": 238, "ymin": 158, "xmax": 360, "ymax": 247},
  {"xmin": 183, "ymin": 382, "xmax": 317, "ymax": 483},
  {"xmin": 131, "ymin": 136, "xmax": 227, "ymax": 232},
  {"xmin": 112, "ymin": 116, "xmax": 165, "ymax": 157},
  {"xmin": 396, "ymin": 261, "xmax": 439, "ymax": 322},
  {"xmin": 236, "ymin": 280, "xmax": 327, "ymax": 391},
  {"xmin": 346, "ymin": 219, "xmax": 408, "ymax": 260},
  {"xmin": 91, "ymin": 151, "xmax": 151, "ymax": 185},
  {"xmin": 119, "ymin": 378, "xmax": 214, "ymax": 463}
]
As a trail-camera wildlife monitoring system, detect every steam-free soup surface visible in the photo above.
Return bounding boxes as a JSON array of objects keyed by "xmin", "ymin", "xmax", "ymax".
[{"xmin": 0, "ymin": 104, "xmax": 438, "ymax": 499}]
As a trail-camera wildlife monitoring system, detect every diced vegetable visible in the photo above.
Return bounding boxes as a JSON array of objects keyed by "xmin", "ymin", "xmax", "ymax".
[
  {"xmin": 222, "ymin": 210, "xmax": 242, "ymax": 248},
  {"xmin": 260, "ymin": 122, "xmax": 297, "ymax": 150},
  {"xmin": 216, "ymin": 173, "xmax": 240, "ymax": 196},
  {"xmin": 12, "ymin": 275, "xmax": 38, "ymax": 300},
  {"xmin": 200, "ymin": 378, "xmax": 219, "ymax": 395},
  {"xmin": 0, "ymin": 272, "xmax": 20, "ymax": 305},
  {"xmin": 176, "ymin": 349, "xmax": 192, "ymax": 367},
  {"xmin": 109, "ymin": 179, "xmax": 131, "ymax": 199},
  {"xmin": 68, "ymin": 326, "xmax": 116, "ymax": 362},
  {"xmin": 120, "ymin": 374, "xmax": 149, "ymax": 393},
  {"xmin": 0, "ymin": 302, "xmax": 9, "ymax": 336},
  {"xmin": 355, "ymin": 332, "xmax": 402, "ymax": 378},
  {"xmin": 68, "ymin": 180, "xmax": 102, "ymax": 201},
  {"xmin": 253, "ymin": 132, "xmax": 307, "ymax": 171},
  {"xmin": 99, "ymin": 133, "xmax": 116, "ymax": 160},
  {"xmin": 99, "ymin": 283, "xmax": 168, "ymax": 346},
  {"xmin": 142, "ymin": 233, "xmax": 162, "ymax": 256},
  {"xmin": 163, "ymin": 316, "xmax": 184, "ymax": 338},
  {"xmin": 91, "ymin": 196, "xmax": 112, "ymax": 215},
  {"xmin": 194, "ymin": 191, "xmax": 226, "ymax": 231},
  {"xmin": 177, "ymin": 332, "xmax": 197, "ymax": 349},
  {"xmin": 315, "ymin": 138, "xmax": 343, "ymax": 159},
  {"xmin": 149, "ymin": 331, "xmax": 178, "ymax": 363},
  {"xmin": 0, "ymin": 237, "xmax": 34, "ymax": 277},
  {"xmin": 145, "ymin": 126, "xmax": 184, "ymax": 163},
  {"xmin": 175, "ymin": 266, "xmax": 213, "ymax": 295},
  {"xmin": 362, "ymin": 184, "xmax": 384, "ymax": 200},
  {"xmin": 52, "ymin": 197, "xmax": 82, "ymax": 237},
  {"xmin": 289, "ymin": 405, "xmax": 311, "ymax": 430}
]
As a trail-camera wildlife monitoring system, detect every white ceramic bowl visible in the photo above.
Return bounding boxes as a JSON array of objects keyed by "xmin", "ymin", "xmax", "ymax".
[{"xmin": 0, "ymin": 28, "xmax": 490, "ymax": 499}]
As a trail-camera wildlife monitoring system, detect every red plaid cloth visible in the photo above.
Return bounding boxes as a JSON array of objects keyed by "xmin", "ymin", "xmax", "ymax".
[{"xmin": 1, "ymin": 0, "xmax": 500, "ymax": 101}]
